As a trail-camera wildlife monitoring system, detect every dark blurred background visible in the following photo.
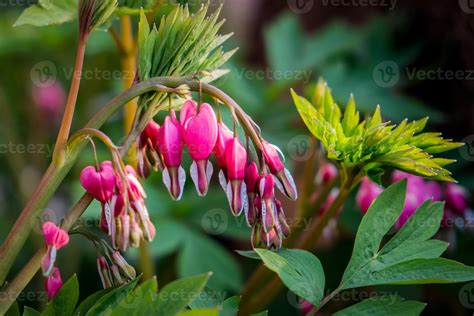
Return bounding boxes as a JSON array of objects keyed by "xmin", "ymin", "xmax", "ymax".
[{"xmin": 0, "ymin": 0, "xmax": 473, "ymax": 315}]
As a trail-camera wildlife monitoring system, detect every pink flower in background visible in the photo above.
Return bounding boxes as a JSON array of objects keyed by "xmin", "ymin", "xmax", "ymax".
[
  {"xmin": 45, "ymin": 267, "xmax": 63, "ymax": 301},
  {"xmin": 445, "ymin": 183, "xmax": 470, "ymax": 216},
  {"xmin": 32, "ymin": 82, "xmax": 66, "ymax": 118},
  {"xmin": 316, "ymin": 163, "xmax": 338, "ymax": 185},
  {"xmin": 356, "ymin": 177, "xmax": 383, "ymax": 214},
  {"xmin": 41, "ymin": 222, "xmax": 69, "ymax": 276}
]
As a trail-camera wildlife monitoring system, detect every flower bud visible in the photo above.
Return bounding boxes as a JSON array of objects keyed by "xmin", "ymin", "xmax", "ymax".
[
  {"xmin": 225, "ymin": 137, "xmax": 248, "ymax": 216},
  {"xmin": 45, "ymin": 267, "xmax": 63, "ymax": 301}
]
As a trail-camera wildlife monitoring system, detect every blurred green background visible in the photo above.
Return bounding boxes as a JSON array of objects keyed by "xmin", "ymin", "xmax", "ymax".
[{"xmin": 0, "ymin": 0, "xmax": 473, "ymax": 315}]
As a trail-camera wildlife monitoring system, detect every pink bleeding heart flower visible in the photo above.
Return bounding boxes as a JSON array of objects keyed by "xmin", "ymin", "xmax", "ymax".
[
  {"xmin": 214, "ymin": 122, "xmax": 234, "ymax": 190},
  {"xmin": 137, "ymin": 120, "xmax": 162, "ymax": 178},
  {"xmin": 356, "ymin": 177, "xmax": 383, "ymax": 214},
  {"xmin": 45, "ymin": 267, "xmax": 63, "ymax": 301},
  {"xmin": 182, "ymin": 102, "xmax": 218, "ymax": 196},
  {"xmin": 179, "ymin": 99, "xmax": 198, "ymax": 126},
  {"xmin": 80, "ymin": 161, "xmax": 116, "ymax": 203},
  {"xmin": 157, "ymin": 111, "xmax": 186, "ymax": 200},
  {"xmin": 225, "ymin": 136, "xmax": 248, "ymax": 215},
  {"xmin": 316, "ymin": 163, "xmax": 338, "ymax": 185},
  {"xmin": 262, "ymin": 141, "xmax": 297, "ymax": 201},
  {"xmin": 245, "ymin": 162, "xmax": 260, "ymax": 226},
  {"xmin": 444, "ymin": 183, "xmax": 469, "ymax": 216},
  {"xmin": 259, "ymin": 174, "xmax": 278, "ymax": 233},
  {"xmin": 424, "ymin": 181, "xmax": 442, "ymax": 201},
  {"xmin": 41, "ymin": 222, "xmax": 69, "ymax": 276}
]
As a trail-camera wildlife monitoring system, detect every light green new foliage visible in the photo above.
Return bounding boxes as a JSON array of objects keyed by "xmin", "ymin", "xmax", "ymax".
[
  {"xmin": 292, "ymin": 80, "xmax": 463, "ymax": 182},
  {"xmin": 137, "ymin": 5, "xmax": 237, "ymax": 85}
]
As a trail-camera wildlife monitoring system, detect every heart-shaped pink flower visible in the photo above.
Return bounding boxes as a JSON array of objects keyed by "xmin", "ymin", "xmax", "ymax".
[{"xmin": 80, "ymin": 161, "xmax": 116, "ymax": 203}]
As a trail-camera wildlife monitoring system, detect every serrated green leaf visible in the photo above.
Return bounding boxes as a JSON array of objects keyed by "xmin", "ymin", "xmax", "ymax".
[
  {"xmin": 254, "ymin": 248, "xmax": 325, "ymax": 306},
  {"xmin": 43, "ymin": 275, "xmax": 79, "ymax": 316},
  {"xmin": 23, "ymin": 306, "xmax": 41, "ymax": 316},
  {"xmin": 14, "ymin": 0, "xmax": 77, "ymax": 27},
  {"xmin": 155, "ymin": 273, "xmax": 211, "ymax": 315},
  {"xmin": 110, "ymin": 277, "xmax": 158, "ymax": 315},
  {"xmin": 334, "ymin": 295, "xmax": 426, "ymax": 316},
  {"xmin": 86, "ymin": 277, "xmax": 140, "ymax": 315},
  {"xmin": 219, "ymin": 296, "xmax": 240, "ymax": 316}
]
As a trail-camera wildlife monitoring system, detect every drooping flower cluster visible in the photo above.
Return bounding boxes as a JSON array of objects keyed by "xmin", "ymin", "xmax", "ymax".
[
  {"xmin": 80, "ymin": 160, "xmax": 155, "ymax": 251},
  {"xmin": 41, "ymin": 222, "xmax": 69, "ymax": 300},
  {"xmin": 356, "ymin": 171, "xmax": 471, "ymax": 229},
  {"xmin": 97, "ymin": 251, "xmax": 136, "ymax": 289},
  {"xmin": 136, "ymin": 99, "xmax": 297, "ymax": 249}
]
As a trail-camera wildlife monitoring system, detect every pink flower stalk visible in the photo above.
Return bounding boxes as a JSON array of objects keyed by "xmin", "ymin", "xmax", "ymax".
[
  {"xmin": 262, "ymin": 141, "xmax": 297, "ymax": 201},
  {"xmin": 445, "ymin": 183, "xmax": 469, "ymax": 216},
  {"xmin": 181, "ymin": 101, "xmax": 218, "ymax": 196},
  {"xmin": 157, "ymin": 111, "xmax": 186, "ymax": 200},
  {"xmin": 225, "ymin": 136, "xmax": 248, "ymax": 215},
  {"xmin": 356, "ymin": 177, "xmax": 383, "ymax": 214},
  {"xmin": 80, "ymin": 161, "xmax": 116, "ymax": 203},
  {"xmin": 45, "ymin": 267, "xmax": 63, "ymax": 301},
  {"xmin": 137, "ymin": 120, "xmax": 162, "ymax": 178},
  {"xmin": 214, "ymin": 122, "xmax": 234, "ymax": 190},
  {"xmin": 245, "ymin": 162, "xmax": 260, "ymax": 226},
  {"xmin": 41, "ymin": 222, "xmax": 69, "ymax": 276}
]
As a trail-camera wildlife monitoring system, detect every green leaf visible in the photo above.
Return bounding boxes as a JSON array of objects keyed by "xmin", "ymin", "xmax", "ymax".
[
  {"xmin": 339, "ymin": 181, "xmax": 474, "ymax": 290},
  {"xmin": 341, "ymin": 181, "xmax": 407, "ymax": 285},
  {"xmin": 86, "ymin": 277, "xmax": 140, "ymax": 315},
  {"xmin": 251, "ymin": 312, "xmax": 268, "ymax": 316},
  {"xmin": 291, "ymin": 80, "xmax": 462, "ymax": 182},
  {"xmin": 23, "ymin": 307, "xmax": 41, "ymax": 316},
  {"xmin": 155, "ymin": 273, "xmax": 212, "ymax": 315},
  {"xmin": 189, "ymin": 288, "xmax": 223, "ymax": 310},
  {"xmin": 178, "ymin": 233, "xmax": 243, "ymax": 292},
  {"xmin": 333, "ymin": 295, "xmax": 426, "ymax": 316},
  {"xmin": 178, "ymin": 309, "xmax": 219, "ymax": 316},
  {"xmin": 235, "ymin": 250, "xmax": 260, "ymax": 260},
  {"xmin": 219, "ymin": 296, "xmax": 240, "ymax": 316},
  {"xmin": 5, "ymin": 301, "xmax": 19, "ymax": 316},
  {"xmin": 110, "ymin": 277, "xmax": 158, "ymax": 315},
  {"xmin": 43, "ymin": 275, "xmax": 80, "ymax": 316},
  {"xmin": 74, "ymin": 288, "xmax": 113, "ymax": 316},
  {"xmin": 253, "ymin": 248, "xmax": 325, "ymax": 306},
  {"xmin": 15, "ymin": 0, "xmax": 77, "ymax": 27}
]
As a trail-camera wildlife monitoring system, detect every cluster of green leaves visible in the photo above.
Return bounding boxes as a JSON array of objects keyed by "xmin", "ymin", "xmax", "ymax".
[
  {"xmin": 14, "ymin": 0, "xmax": 149, "ymax": 28},
  {"xmin": 292, "ymin": 80, "xmax": 463, "ymax": 182},
  {"xmin": 7, "ymin": 273, "xmax": 257, "ymax": 316},
  {"xmin": 241, "ymin": 181, "xmax": 474, "ymax": 314},
  {"xmin": 137, "ymin": 4, "xmax": 236, "ymax": 85}
]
